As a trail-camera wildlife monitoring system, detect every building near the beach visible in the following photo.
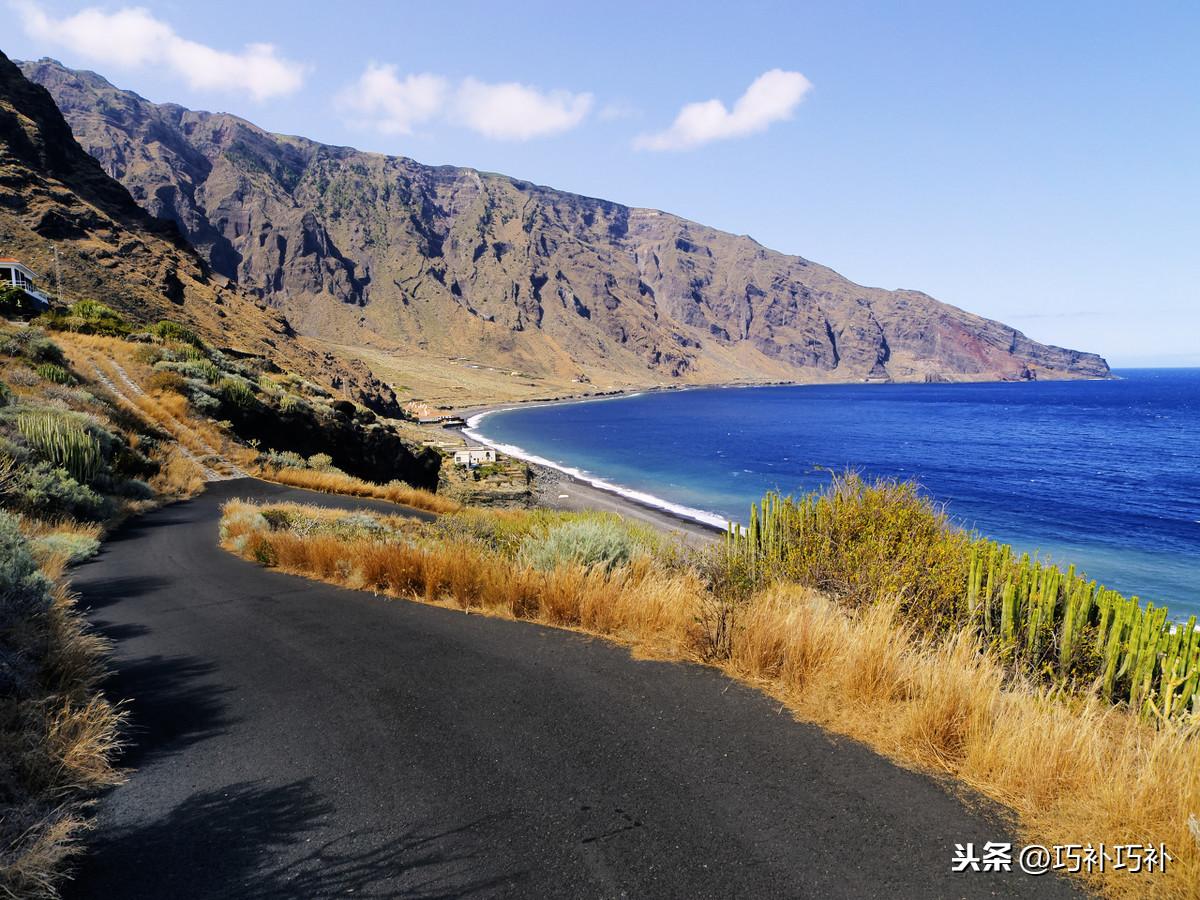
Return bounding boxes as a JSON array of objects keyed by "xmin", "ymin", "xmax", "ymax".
[{"xmin": 454, "ymin": 448, "xmax": 496, "ymax": 467}]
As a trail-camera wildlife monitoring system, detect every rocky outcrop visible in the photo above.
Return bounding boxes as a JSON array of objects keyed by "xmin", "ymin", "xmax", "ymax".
[
  {"xmin": 23, "ymin": 58, "xmax": 1110, "ymax": 385},
  {"xmin": 0, "ymin": 52, "xmax": 402, "ymax": 414},
  {"xmin": 216, "ymin": 395, "xmax": 440, "ymax": 489}
]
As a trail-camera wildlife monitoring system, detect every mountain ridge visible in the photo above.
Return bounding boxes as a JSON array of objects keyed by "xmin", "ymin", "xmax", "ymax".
[
  {"xmin": 20, "ymin": 57, "xmax": 1110, "ymax": 395},
  {"xmin": 0, "ymin": 50, "xmax": 407, "ymax": 413}
]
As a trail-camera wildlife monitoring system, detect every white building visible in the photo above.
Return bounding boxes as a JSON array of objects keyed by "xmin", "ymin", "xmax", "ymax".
[
  {"xmin": 453, "ymin": 448, "xmax": 496, "ymax": 467},
  {"xmin": 0, "ymin": 259, "xmax": 50, "ymax": 306}
]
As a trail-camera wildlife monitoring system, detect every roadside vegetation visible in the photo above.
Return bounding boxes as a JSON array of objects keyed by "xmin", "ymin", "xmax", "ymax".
[
  {"xmin": 255, "ymin": 454, "xmax": 459, "ymax": 515},
  {"xmin": 0, "ymin": 320, "xmax": 196, "ymax": 899},
  {"xmin": 221, "ymin": 480, "xmax": 1200, "ymax": 899},
  {"xmin": 0, "ymin": 300, "xmax": 450, "ymax": 896}
]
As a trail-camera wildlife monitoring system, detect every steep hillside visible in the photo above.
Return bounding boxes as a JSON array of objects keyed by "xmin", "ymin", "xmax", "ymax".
[
  {"xmin": 0, "ymin": 52, "xmax": 400, "ymax": 414},
  {"xmin": 22, "ymin": 57, "xmax": 1110, "ymax": 393}
]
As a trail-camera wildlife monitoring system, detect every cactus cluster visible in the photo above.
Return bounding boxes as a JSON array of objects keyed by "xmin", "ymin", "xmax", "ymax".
[
  {"xmin": 16, "ymin": 408, "xmax": 103, "ymax": 483},
  {"xmin": 727, "ymin": 478, "xmax": 1199, "ymax": 721},
  {"xmin": 968, "ymin": 542, "xmax": 1199, "ymax": 718},
  {"xmin": 34, "ymin": 362, "xmax": 74, "ymax": 385}
]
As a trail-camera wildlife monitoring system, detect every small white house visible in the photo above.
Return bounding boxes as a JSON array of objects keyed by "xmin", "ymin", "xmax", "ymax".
[
  {"xmin": 453, "ymin": 448, "xmax": 496, "ymax": 467},
  {"xmin": 0, "ymin": 259, "xmax": 50, "ymax": 306}
]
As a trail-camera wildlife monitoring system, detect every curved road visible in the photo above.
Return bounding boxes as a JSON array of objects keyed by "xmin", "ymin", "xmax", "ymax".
[{"xmin": 66, "ymin": 479, "xmax": 1081, "ymax": 899}]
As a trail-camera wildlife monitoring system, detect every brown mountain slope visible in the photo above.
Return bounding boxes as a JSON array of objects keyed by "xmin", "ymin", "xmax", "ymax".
[
  {"xmin": 0, "ymin": 52, "xmax": 400, "ymax": 413},
  {"xmin": 22, "ymin": 57, "xmax": 1109, "ymax": 395}
]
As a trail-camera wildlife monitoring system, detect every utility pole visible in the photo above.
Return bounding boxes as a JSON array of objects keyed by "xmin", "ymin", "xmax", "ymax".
[{"xmin": 54, "ymin": 246, "xmax": 61, "ymax": 303}]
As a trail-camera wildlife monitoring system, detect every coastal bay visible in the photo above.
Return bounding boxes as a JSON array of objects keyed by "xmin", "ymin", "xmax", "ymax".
[{"xmin": 468, "ymin": 371, "xmax": 1200, "ymax": 618}]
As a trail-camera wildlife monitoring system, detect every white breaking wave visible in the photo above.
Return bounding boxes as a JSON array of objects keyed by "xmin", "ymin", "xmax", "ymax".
[{"xmin": 463, "ymin": 407, "xmax": 730, "ymax": 531}]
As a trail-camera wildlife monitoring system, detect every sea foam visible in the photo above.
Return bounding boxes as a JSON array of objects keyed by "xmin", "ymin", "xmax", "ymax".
[{"xmin": 464, "ymin": 408, "xmax": 730, "ymax": 531}]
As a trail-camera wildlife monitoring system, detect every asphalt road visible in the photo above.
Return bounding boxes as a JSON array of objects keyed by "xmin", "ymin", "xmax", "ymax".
[{"xmin": 65, "ymin": 478, "xmax": 1082, "ymax": 899}]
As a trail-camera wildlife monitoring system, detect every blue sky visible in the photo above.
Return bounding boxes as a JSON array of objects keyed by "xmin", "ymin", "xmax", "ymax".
[{"xmin": 7, "ymin": 0, "xmax": 1199, "ymax": 365}]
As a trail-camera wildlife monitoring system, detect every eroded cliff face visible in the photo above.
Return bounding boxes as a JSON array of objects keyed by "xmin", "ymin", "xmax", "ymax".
[
  {"xmin": 23, "ymin": 58, "xmax": 1110, "ymax": 385},
  {"xmin": 0, "ymin": 52, "xmax": 403, "ymax": 414}
]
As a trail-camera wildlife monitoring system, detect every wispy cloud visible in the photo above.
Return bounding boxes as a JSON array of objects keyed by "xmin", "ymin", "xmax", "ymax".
[
  {"xmin": 336, "ymin": 64, "xmax": 448, "ymax": 135},
  {"xmin": 338, "ymin": 65, "xmax": 592, "ymax": 141},
  {"xmin": 635, "ymin": 69, "xmax": 812, "ymax": 151},
  {"xmin": 13, "ymin": 1, "xmax": 306, "ymax": 100}
]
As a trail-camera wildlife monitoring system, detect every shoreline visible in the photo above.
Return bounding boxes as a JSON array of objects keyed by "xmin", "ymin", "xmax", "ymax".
[
  {"xmin": 460, "ymin": 401, "xmax": 728, "ymax": 543},
  {"xmin": 450, "ymin": 371, "xmax": 1121, "ymax": 545}
]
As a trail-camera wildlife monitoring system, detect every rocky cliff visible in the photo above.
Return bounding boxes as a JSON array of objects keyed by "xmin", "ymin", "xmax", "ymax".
[
  {"xmin": 22, "ymin": 58, "xmax": 1110, "ymax": 386},
  {"xmin": 0, "ymin": 52, "xmax": 401, "ymax": 413}
]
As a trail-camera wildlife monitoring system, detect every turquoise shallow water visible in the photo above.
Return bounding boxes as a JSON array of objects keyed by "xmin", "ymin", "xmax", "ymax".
[{"xmin": 469, "ymin": 370, "xmax": 1200, "ymax": 619}]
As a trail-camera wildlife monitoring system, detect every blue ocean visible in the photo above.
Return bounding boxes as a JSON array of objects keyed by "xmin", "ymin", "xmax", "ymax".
[{"xmin": 469, "ymin": 370, "xmax": 1200, "ymax": 619}]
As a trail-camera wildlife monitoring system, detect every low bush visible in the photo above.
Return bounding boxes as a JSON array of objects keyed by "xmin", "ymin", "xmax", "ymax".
[
  {"xmin": 518, "ymin": 515, "xmax": 650, "ymax": 573},
  {"xmin": 149, "ymin": 320, "xmax": 203, "ymax": 348},
  {"xmin": 37, "ymin": 301, "xmax": 131, "ymax": 338},
  {"xmin": 0, "ymin": 285, "xmax": 43, "ymax": 319},
  {"xmin": 30, "ymin": 531, "xmax": 101, "ymax": 566},
  {"xmin": 153, "ymin": 359, "xmax": 220, "ymax": 383},
  {"xmin": 6, "ymin": 460, "xmax": 110, "ymax": 522},
  {"xmin": 145, "ymin": 370, "xmax": 187, "ymax": 396},
  {"xmin": 217, "ymin": 376, "xmax": 256, "ymax": 408}
]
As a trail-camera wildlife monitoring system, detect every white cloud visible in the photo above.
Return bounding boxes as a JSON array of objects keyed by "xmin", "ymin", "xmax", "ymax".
[
  {"xmin": 336, "ymin": 64, "xmax": 448, "ymax": 135},
  {"xmin": 14, "ymin": 2, "xmax": 305, "ymax": 100},
  {"xmin": 635, "ymin": 69, "xmax": 812, "ymax": 151},
  {"xmin": 453, "ymin": 78, "xmax": 592, "ymax": 140},
  {"xmin": 338, "ymin": 66, "xmax": 592, "ymax": 141}
]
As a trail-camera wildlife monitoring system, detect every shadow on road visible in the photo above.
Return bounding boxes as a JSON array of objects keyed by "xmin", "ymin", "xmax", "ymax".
[
  {"xmin": 104, "ymin": 653, "xmax": 235, "ymax": 768},
  {"xmin": 73, "ymin": 574, "xmax": 176, "ymax": 611},
  {"xmin": 66, "ymin": 779, "xmax": 515, "ymax": 899}
]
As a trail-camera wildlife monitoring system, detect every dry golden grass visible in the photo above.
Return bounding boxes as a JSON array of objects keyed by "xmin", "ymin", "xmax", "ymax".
[
  {"xmin": 1, "ymin": 578, "xmax": 124, "ymax": 900},
  {"xmin": 253, "ymin": 465, "xmax": 461, "ymax": 515},
  {"xmin": 16, "ymin": 517, "xmax": 103, "ymax": 542},
  {"xmin": 222, "ymin": 501, "xmax": 1200, "ymax": 899},
  {"xmin": 60, "ymin": 334, "xmax": 251, "ymax": 480}
]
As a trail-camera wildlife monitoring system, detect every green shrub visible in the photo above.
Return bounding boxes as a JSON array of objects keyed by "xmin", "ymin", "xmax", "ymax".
[
  {"xmin": 70, "ymin": 300, "xmax": 120, "ymax": 321},
  {"xmin": 150, "ymin": 320, "xmax": 204, "ymax": 348},
  {"xmin": 31, "ymin": 531, "xmax": 101, "ymax": 566},
  {"xmin": 260, "ymin": 449, "xmax": 306, "ymax": 469},
  {"xmin": 0, "ymin": 286, "xmax": 42, "ymax": 319},
  {"xmin": 164, "ymin": 342, "xmax": 207, "ymax": 362},
  {"xmin": 518, "ymin": 516, "xmax": 648, "ymax": 572},
  {"xmin": 6, "ymin": 460, "xmax": 109, "ymax": 521},
  {"xmin": 279, "ymin": 393, "xmax": 311, "ymax": 414},
  {"xmin": 15, "ymin": 409, "xmax": 104, "ymax": 483},
  {"xmin": 154, "ymin": 359, "xmax": 220, "ymax": 383},
  {"xmin": 185, "ymin": 386, "xmax": 221, "ymax": 413},
  {"xmin": 35, "ymin": 362, "xmax": 74, "ymax": 385},
  {"xmin": 218, "ymin": 376, "xmax": 256, "ymax": 408},
  {"xmin": 38, "ymin": 300, "xmax": 131, "ymax": 337},
  {"xmin": 0, "ymin": 381, "xmax": 11, "ymax": 407},
  {"xmin": 28, "ymin": 334, "xmax": 64, "ymax": 365},
  {"xmin": 307, "ymin": 453, "xmax": 334, "ymax": 470},
  {"xmin": 722, "ymin": 476, "xmax": 971, "ymax": 626}
]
